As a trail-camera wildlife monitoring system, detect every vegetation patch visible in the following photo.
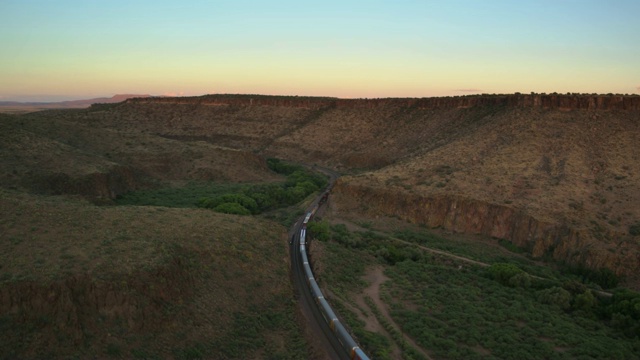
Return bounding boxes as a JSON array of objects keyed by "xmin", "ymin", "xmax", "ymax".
[
  {"xmin": 115, "ymin": 182, "xmax": 248, "ymax": 208},
  {"xmin": 116, "ymin": 158, "xmax": 328, "ymax": 218},
  {"xmin": 312, "ymin": 221, "xmax": 640, "ymax": 359},
  {"xmin": 0, "ymin": 189, "xmax": 309, "ymax": 359}
]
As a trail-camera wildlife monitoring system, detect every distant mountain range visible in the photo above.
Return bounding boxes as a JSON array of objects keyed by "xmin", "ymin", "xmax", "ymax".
[{"xmin": 0, "ymin": 94, "xmax": 151, "ymax": 110}]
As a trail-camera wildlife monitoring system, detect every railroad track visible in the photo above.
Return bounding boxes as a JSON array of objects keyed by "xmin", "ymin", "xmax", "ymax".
[{"xmin": 289, "ymin": 167, "xmax": 369, "ymax": 360}]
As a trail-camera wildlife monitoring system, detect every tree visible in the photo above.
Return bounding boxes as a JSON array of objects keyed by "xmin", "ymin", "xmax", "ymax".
[
  {"xmin": 508, "ymin": 272, "xmax": 532, "ymax": 288},
  {"xmin": 573, "ymin": 290, "xmax": 598, "ymax": 311},
  {"xmin": 201, "ymin": 194, "xmax": 258, "ymax": 214},
  {"xmin": 307, "ymin": 221, "xmax": 330, "ymax": 241},
  {"xmin": 487, "ymin": 263, "xmax": 524, "ymax": 285},
  {"xmin": 537, "ymin": 287, "xmax": 572, "ymax": 310}
]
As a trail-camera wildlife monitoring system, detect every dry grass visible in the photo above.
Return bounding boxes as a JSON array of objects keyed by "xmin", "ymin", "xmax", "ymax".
[
  {"xmin": 0, "ymin": 112, "xmax": 279, "ymax": 199},
  {"xmin": 349, "ymin": 108, "xmax": 640, "ymax": 231},
  {"xmin": 2, "ymin": 96, "xmax": 639, "ymax": 357},
  {"xmin": 0, "ymin": 188, "xmax": 307, "ymax": 358}
]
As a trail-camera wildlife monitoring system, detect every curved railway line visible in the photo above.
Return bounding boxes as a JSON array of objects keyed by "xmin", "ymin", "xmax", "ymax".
[{"xmin": 289, "ymin": 169, "xmax": 370, "ymax": 360}]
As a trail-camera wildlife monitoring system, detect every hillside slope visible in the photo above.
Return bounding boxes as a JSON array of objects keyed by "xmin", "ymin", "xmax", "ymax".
[
  {"xmin": 67, "ymin": 94, "xmax": 640, "ymax": 281},
  {"xmin": 334, "ymin": 106, "xmax": 640, "ymax": 284},
  {"xmin": 0, "ymin": 112, "xmax": 278, "ymax": 201},
  {"xmin": 0, "ymin": 189, "xmax": 308, "ymax": 359}
]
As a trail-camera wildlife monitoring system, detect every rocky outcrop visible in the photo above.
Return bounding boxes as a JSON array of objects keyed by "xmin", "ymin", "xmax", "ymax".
[
  {"xmin": 0, "ymin": 255, "xmax": 193, "ymax": 352},
  {"xmin": 333, "ymin": 181, "xmax": 639, "ymax": 278},
  {"xmin": 24, "ymin": 165, "xmax": 144, "ymax": 202},
  {"xmin": 121, "ymin": 93, "xmax": 640, "ymax": 111},
  {"xmin": 123, "ymin": 94, "xmax": 337, "ymax": 110}
]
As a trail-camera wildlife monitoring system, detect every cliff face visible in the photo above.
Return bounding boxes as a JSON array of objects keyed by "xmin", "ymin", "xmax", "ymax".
[
  {"xmin": 12, "ymin": 94, "xmax": 638, "ymax": 281},
  {"xmin": 334, "ymin": 181, "xmax": 639, "ymax": 279},
  {"xmin": 0, "ymin": 256, "xmax": 192, "ymax": 348},
  {"xmin": 24, "ymin": 165, "xmax": 144, "ymax": 201},
  {"xmin": 124, "ymin": 93, "xmax": 640, "ymax": 111},
  {"xmin": 107, "ymin": 94, "xmax": 640, "ymax": 173}
]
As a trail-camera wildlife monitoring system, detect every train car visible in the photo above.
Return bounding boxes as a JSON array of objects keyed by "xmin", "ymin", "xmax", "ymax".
[
  {"xmin": 317, "ymin": 297, "xmax": 339, "ymax": 331},
  {"xmin": 334, "ymin": 320, "xmax": 358, "ymax": 353},
  {"xmin": 352, "ymin": 347, "xmax": 369, "ymax": 360},
  {"xmin": 300, "ymin": 228, "xmax": 306, "ymax": 246},
  {"xmin": 304, "ymin": 263, "xmax": 315, "ymax": 286},
  {"xmin": 297, "ymin": 203, "xmax": 370, "ymax": 360},
  {"xmin": 302, "ymin": 211, "xmax": 313, "ymax": 229},
  {"xmin": 308, "ymin": 277, "xmax": 323, "ymax": 300}
]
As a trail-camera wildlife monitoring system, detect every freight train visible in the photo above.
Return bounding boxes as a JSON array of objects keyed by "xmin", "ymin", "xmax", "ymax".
[{"xmin": 299, "ymin": 208, "xmax": 369, "ymax": 360}]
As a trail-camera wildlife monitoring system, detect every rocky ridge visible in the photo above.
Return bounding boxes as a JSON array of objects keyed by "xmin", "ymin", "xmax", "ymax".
[
  {"xmin": 124, "ymin": 93, "xmax": 640, "ymax": 110},
  {"xmin": 5, "ymin": 93, "xmax": 639, "ymax": 283}
]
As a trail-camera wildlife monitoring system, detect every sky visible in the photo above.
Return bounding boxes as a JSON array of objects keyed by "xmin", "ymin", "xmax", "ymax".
[{"xmin": 1, "ymin": 0, "xmax": 639, "ymax": 102}]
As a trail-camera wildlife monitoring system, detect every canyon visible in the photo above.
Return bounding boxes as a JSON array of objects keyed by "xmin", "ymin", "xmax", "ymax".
[
  {"xmin": 1, "ymin": 93, "xmax": 639, "ymax": 357},
  {"xmin": 70, "ymin": 93, "xmax": 640, "ymax": 284}
]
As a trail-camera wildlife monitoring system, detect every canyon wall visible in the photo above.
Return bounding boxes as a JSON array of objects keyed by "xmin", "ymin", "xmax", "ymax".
[
  {"xmin": 0, "ymin": 255, "xmax": 194, "ymax": 356},
  {"xmin": 24, "ymin": 165, "xmax": 144, "ymax": 202},
  {"xmin": 333, "ymin": 181, "xmax": 639, "ymax": 279},
  {"xmin": 123, "ymin": 93, "xmax": 640, "ymax": 111}
]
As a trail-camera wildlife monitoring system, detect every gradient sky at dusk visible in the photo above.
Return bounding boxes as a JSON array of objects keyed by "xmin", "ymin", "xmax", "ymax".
[{"xmin": 1, "ymin": 0, "xmax": 639, "ymax": 101}]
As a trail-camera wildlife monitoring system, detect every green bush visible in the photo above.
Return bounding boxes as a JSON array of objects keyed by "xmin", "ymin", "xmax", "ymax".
[
  {"xmin": 266, "ymin": 158, "xmax": 298, "ymax": 175},
  {"xmin": 508, "ymin": 272, "xmax": 532, "ymax": 288},
  {"xmin": 573, "ymin": 290, "xmax": 598, "ymax": 312},
  {"xmin": 200, "ymin": 194, "xmax": 259, "ymax": 213},
  {"xmin": 605, "ymin": 289, "xmax": 640, "ymax": 337},
  {"xmin": 197, "ymin": 159, "xmax": 327, "ymax": 216},
  {"xmin": 307, "ymin": 220, "xmax": 330, "ymax": 241},
  {"xmin": 629, "ymin": 222, "xmax": 640, "ymax": 236},
  {"xmin": 562, "ymin": 280, "xmax": 588, "ymax": 295},
  {"xmin": 562, "ymin": 266, "xmax": 619, "ymax": 289},
  {"xmin": 214, "ymin": 202, "xmax": 251, "ymax": 215},
  {"xmin": 486, "ymin": 263, "xmax": 524, "ymax": 285},
  {"xmin": 537, "ymin": 286, "xmax": 572, "ymax": 310}
]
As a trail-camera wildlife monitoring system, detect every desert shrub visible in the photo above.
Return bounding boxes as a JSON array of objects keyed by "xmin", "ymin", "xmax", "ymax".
[
  {"xmin": 562, "ymin": 265, "xmax": 619, "ymax": 289},
  {"xmin": 375, "ymin": 244, "xmax": 422, "ymax": 265},
  {"xmin": 604, "ymin": 289, "xmax": 640, "ymax": 338},
  {"xmin": 200, "ymin": 194, "xmax": 258, "ymax": 213},
  {"xmin": 197, "ymin": 159, "xmax": 327, "ymax": 215},
  {"xmin": 307, "ymin": 220, "xmax": 330, "ymax": 241},
  {"xmin": 537, "ymin": 286, "xmax": 572, "ymax": 310},
  {"xmin": 330, "ymin": 229, "xmax": 370, "ymax": 249},
  {"xmin": 330, "ymin": 223, "xmax": 350, "ymax": 243},
  {"xmin": 590, "ymin": 268, "xmax": 619, "ymax": 289},
  {"xmin": 266, "ymin": 157, "xmax": 299, "ymax": 175},
  {"xmin": 117, "ymin": 182, "xmax": 246, "ymax": 208},
  {"xmin": 508, "ymin": 272, "xmax": 532, "ymax": 288},
  {"xmin": 486, "ymin": 263, "xmax": 524, "ymax": 285},
  {"xmin": 244, "ymin": 184, "xmax": 286, "ymax": 210},
  {"xmin": 214, "ymin": 202, "xmax": 251, "ymax": 215},
  {"xmin": 562, "ymin": 280, "xmax": 588, "ymax": 295},
  {"xmin": 120, "ymin": 158, "xmax": 327, "ymax": 216},
  {"xmin": 296, "ymin": 180, "xmax": 319, "ymax": 194},
  {"xmin": 573, "ymin": 290, "xmax": 598, "ymax": 312},
  {"xmin": 284, "ymin": 185, "xmax": 308, "ymax": 203},
  {"xmin": 629, "ymin": 222, "xmax": 640, "ymax": 236}
]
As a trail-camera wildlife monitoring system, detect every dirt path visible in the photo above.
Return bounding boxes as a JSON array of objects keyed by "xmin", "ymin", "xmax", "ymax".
[
  {"xmin": 357, "ymin": 267, "xmax": 433, "ymax": 360},
  {"xmin": 331, "ymin": 218, "xmax": 490, "ymax": 267}
]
